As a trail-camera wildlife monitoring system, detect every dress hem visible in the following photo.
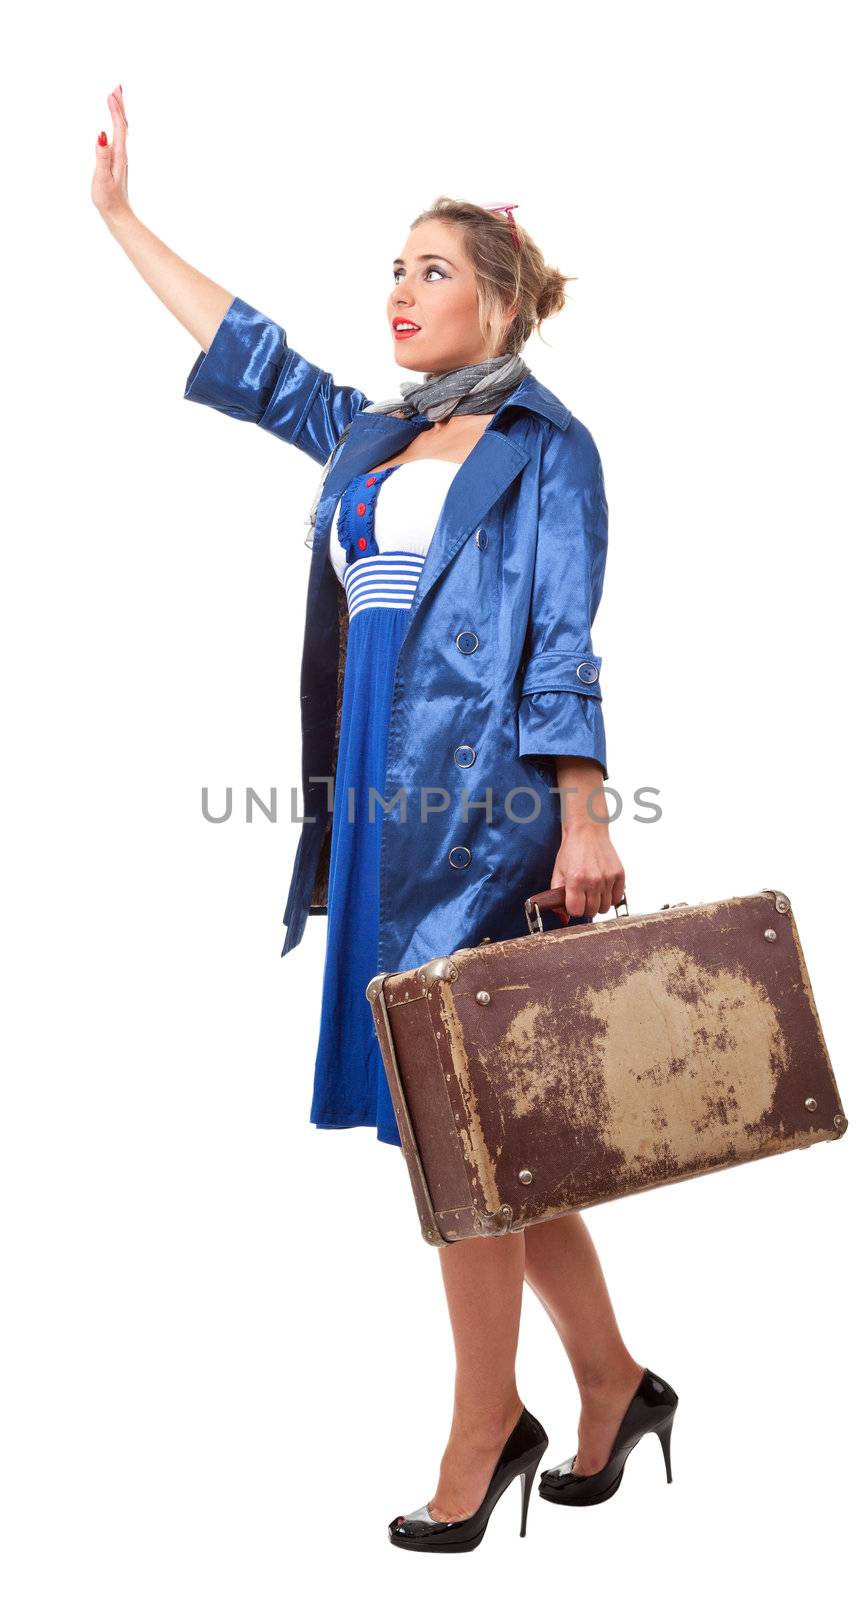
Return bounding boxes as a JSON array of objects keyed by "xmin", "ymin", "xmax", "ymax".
[{"xmin": 311, "ymin": 1117, "xmax": 401, "ymax": 1148}]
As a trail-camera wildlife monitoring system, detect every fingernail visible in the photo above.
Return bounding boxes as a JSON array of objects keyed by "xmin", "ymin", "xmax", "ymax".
[{"xmin": 98, "ymin": 131, "xmax": 107, "ymax": 146}]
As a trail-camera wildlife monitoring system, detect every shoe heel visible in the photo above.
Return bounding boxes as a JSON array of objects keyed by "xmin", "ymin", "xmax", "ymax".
[
  {"xmin": 655, "ymin": 1414, "xmax": 674, "ymax": 1484},
  {"xmin": 519, "ymin": 1462, "xmax": 538, "ymax": 1537},
  {"xmin": 518, "ymin": 1443, "xmax": 548, "ymax": 1537}
]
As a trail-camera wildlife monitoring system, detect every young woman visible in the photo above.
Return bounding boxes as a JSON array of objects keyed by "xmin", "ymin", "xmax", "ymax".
[{"xmin": 92, "ymin": 84, "xmax": 678, "ymax": 1552}]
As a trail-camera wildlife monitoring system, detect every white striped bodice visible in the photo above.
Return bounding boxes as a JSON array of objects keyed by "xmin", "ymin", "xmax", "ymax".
[{"xmin": 329, "ymin": 458, "xmax": 461, "ymax": 619}]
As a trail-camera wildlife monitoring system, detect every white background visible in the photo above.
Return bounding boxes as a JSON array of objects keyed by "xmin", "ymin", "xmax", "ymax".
[{"xmin": 1, "ymin": 1, "xmax": 853, "ymax": 1594}]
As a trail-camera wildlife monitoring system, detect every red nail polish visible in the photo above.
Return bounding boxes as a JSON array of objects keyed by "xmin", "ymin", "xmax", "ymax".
[{"xmin": 98, "ymin": 131, "xmax": 107, "ymax": 146}]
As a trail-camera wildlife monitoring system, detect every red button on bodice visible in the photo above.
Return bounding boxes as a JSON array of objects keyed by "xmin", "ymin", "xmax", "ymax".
[
  {"xmin": 356, "ymin": 502, "xmax": 366, "ymax": 515},
  {"xmin": 358, "ymin": 537, "xmax": 367, "ymax": 550},
  {"xmin": 365, "ymin": 475, "xmax": 377, "ymax": 486}
]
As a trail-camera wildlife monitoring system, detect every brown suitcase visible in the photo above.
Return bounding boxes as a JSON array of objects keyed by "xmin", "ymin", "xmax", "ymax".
[{"xmin": 366, "ymin": 888, "xmax": 847, "ymax": 1246}]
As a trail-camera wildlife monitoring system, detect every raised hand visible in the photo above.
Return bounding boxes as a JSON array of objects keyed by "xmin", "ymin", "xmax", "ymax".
[{"xmin": 91, "ymin": 84, "xmax": 130, "ymax": 220}]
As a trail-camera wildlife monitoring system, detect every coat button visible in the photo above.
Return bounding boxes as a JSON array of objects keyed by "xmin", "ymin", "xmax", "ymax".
[
  {"xmin": 356, "ymin": 502, "xmax": 367, "ymax": 516},
  {"xmin": 453, "ymin": 744, "xmax": 476, "ymax": 767},
  {"xmin": 576, "ymin": 661, "xmax": 599, "ymax": 684},
  {"xmin": 475, "ymin": 527, "xmax": 488, "ymax": 549},
  {"xmin": 448, "ymin": 845, "xmax": 472, "ymax": 869},
  {"xmin": 455, "ymin": 630, "xmax": 480, "ymax": 654}
]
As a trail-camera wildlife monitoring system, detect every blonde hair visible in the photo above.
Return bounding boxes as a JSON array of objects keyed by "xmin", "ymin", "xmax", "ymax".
[{"xmin": 409, "ymin": 196, "xmax": 575, "ymax": 358}]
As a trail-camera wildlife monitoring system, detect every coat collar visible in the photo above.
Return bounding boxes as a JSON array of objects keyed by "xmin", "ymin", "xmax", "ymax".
[
  {"xmin": 492, "ymin": 372, "xmax": 571, "ymax": 431},
  {"xmin": 322, "ymin": 371, "xmax": 569, "ymax": 502}
]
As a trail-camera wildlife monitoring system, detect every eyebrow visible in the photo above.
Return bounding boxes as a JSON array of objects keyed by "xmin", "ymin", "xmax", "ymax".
[{"xmin": 392, "ymin": 254, "xmax": 456, "ymax": 267}]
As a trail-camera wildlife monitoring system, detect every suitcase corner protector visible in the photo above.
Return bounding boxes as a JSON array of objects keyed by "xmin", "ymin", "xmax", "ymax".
[
  {"xmin": 365, "ymin": 971, "xmax": 389, "ymax": 1002},
  {"xmin": 417, "ymin": 956, "xmax": 460, "ymax": 990},
  {"xmin": 473, "ymin": 1203, "xmax": 516, "ymax": 1237},
  {"xmin": 760, "ymin": 887, "xmax": 792, "ymax": 915}
]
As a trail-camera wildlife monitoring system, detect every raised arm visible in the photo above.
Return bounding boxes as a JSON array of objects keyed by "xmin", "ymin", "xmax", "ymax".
[
  {"xmin": 91, "ymin": 85, "xmax": 370, "ymax": 461},
  {"xmin": 91, "ymin": 86, "xmax": 232, "ymax": 350}
]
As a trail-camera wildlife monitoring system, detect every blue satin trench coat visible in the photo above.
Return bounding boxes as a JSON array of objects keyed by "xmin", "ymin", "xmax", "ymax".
[{"xmin": 184, "ymin": 297, "xmax": 609, "ymax": 971}]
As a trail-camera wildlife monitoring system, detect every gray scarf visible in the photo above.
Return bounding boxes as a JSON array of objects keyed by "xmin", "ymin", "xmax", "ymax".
[{"xmin": 303, "ymin": 351, "xmax": 530, "ymax": 547}]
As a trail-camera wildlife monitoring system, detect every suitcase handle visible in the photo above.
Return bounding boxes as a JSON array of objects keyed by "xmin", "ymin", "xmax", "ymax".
[{"xmin": 523, "ymin": 887, "xmax": 629, "ymax": 934}]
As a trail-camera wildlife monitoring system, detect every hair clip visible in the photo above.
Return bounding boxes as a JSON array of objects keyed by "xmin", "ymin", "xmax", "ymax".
[{"xmin": 484, "ymin": 202, "xmax": 521, "ymax": 253}]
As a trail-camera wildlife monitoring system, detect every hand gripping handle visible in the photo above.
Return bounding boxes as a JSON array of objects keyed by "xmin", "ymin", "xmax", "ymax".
[{"xmin": 523, "ymin": 886, "xmax": 629, "ymax": 935}]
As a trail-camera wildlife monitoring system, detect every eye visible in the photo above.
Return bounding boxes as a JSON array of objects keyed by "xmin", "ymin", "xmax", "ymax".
[{"xmin": 392, "ymin": 264, "xmax": 447, "ymax": 283}]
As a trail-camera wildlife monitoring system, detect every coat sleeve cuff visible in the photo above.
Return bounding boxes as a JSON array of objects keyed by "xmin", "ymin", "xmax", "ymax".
[
  {"xmin": 183, "ymin": 296, "xmax": 295, "ymax": 423},
  {"xmin": 518, "ymin": 689, "xmax": 608, "ymax": 781},
  {"xmin": 520, "ymin": 649, "xmax": 602, "ymax": 695}
]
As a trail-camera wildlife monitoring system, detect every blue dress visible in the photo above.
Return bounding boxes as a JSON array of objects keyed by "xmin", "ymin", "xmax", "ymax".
[{"xmin": 309, "ymin": 458, "xmax": 461, "ymax": 1146}]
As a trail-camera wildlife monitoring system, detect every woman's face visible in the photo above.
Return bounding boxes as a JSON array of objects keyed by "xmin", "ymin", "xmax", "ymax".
[{"xmin": 387, "ymin": 219, "xmax": 511, "ymax": 376}]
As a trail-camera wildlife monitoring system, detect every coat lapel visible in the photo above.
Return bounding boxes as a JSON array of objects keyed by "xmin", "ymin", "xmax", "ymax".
[
  {"xmin": 321, "ymin": 413, "xmax": 428, "ymax": 506},
  {"xmin": 318, "ymin": 410, "xmax": 531, "ymax": 622},
  {"xmin": 409, "ymin": 429, "xmax": 530, "ymax": 617}
]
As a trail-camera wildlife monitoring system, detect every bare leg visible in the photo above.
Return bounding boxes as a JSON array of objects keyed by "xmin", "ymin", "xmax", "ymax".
[
  {"xmin": 428, "ymin": 1232, "xmax": 526, "ymax": 1521},
  {"xmin": 523, "ymin": 1212, "xmax": 645, "ymax": 1474}
]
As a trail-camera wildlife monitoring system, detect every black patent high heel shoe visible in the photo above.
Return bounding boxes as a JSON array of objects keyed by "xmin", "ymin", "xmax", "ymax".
[
  {"xmin": 388, "ymin": 1406, "xmax": 549, "ymax": 1552},
  {"xmin": 539, "ymin": 1368, "xmax": 678, "ymax": 1508}
]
